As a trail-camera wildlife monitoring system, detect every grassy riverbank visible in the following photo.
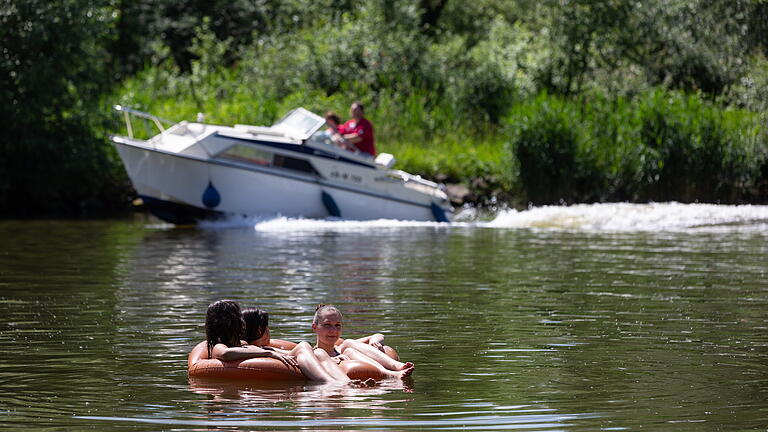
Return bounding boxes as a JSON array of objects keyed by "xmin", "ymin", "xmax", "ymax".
[{"xmin": 4, "ymin": 1, "xmax": 768, "ymax": 215}]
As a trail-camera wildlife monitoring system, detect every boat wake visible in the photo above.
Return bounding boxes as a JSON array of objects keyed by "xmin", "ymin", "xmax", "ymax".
[
  {"xmin": 197, "ymin": 203, "xmax": 768, "ymax": 234},
  {"xmin": 198, "ymin": 215, "xmax": 450, "ymax": 232},
  {"xmin": 485, "ymin": 202, "xmax": 768, "ymax": 233}
]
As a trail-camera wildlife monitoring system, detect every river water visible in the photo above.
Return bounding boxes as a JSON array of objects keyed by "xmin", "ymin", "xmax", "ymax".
[{"xmin": 1, "ymin": 203, "xmax": 767, "ymax": 431}]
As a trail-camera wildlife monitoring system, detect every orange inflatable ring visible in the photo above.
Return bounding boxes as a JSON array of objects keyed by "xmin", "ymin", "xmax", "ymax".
[
  {"xmin": 188, "ymin": 339, "xmax": 305, "ymax": 381},
  {"xmin": 187, "ymin": 339, "xmax": 385, "ymax": 381}
]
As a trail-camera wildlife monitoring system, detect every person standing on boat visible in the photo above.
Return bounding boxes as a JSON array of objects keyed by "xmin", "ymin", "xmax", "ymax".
[{"xmin": 334, "ymin": 101, "xmax": 376, "ymax": 157}]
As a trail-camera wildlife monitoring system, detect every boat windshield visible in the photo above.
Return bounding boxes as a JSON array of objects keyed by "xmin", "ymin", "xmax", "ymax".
[
  {"xmin": 306, "ymin": 126, "xmax": 335, "ymax": 147},
  {"xmin": 271, "ymin": 108, "xmax": 325, "ymax": 140}
]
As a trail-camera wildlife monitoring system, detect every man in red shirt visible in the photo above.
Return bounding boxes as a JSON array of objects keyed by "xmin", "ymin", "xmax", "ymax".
[{"xmin": 335, "ymin": 101, "xmax": 376, "ymax": 157}]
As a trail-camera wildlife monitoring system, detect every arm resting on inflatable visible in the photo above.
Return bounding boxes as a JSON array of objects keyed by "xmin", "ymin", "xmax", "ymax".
[
  {"xmin": 269, "ymin": 338, "xmax": 297, "ymax": 350},
  {"xmin": 213, "ymin": 344, "xmax": 281, "ymax": 362}
]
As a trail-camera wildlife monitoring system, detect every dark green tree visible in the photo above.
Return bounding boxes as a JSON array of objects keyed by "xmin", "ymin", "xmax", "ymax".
[
  {"xmin": 0, "ymin": 0, "xmax": 129, "ymax": 216},
  {"xmin": 536, "ymin": 0, "xmax": 768, "ymax": 96}
]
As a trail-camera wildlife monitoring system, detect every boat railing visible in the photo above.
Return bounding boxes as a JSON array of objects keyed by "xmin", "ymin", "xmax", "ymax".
[
  {"xmin": 114, "ymin": 105, "xmax": 174, "ymax": 139},
  {"xmin": 391, "ymin": 170, "xmax": 441, "ymax": 189}
]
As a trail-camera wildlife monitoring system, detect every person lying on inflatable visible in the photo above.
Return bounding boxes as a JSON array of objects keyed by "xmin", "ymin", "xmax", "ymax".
[{"xmin": 311, "ymin": 304, "xmax": 414, "ymax": 378}]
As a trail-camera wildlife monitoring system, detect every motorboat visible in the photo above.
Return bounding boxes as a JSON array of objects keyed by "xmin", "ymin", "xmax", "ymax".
[{"xmin": 111, "ymin": 106, "xmax": 452, "ymax": 224}]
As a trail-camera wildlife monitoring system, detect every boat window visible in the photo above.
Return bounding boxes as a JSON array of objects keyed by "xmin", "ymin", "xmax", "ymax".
[
  {"xmin": 218, "ymin": 145, "xmax": 273, "ymax": 166},
  {"xmin": 274, "ymin": 154, "xmax": 318, "ymax": 174},
  {"xmin": 217, "ymin": 144, "xmax": 318, "ymax": 176},
  {"xmin": 306, "ymin": 126, "xmax": 335, "ymax": 147}
]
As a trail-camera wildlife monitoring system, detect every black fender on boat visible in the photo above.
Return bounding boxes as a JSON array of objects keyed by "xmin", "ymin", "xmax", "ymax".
[
  {"xmin": 430, "ymin": 202, "xmax": 449, "ymax": 222},
  {"xmin": 321, "ymin": 191, "xmax": 342, "ymax": 218}
]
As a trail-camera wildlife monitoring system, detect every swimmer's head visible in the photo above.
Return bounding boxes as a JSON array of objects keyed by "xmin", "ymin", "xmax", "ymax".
[
  {"xmin": 205, "ymin": 299, "xmax": 243, "ymax": 355},
  {"xmin": 313, "ymin": 304, "xmax": 342, "ymax": 325},
  {"xmin": 242, "ymin": 307, "xmax": 269, "ymax": 343}
]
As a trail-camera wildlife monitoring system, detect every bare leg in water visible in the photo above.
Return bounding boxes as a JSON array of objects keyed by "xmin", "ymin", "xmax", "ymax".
[
  {"xmin": 338, "ymin": 339, "xmax": 414, "ymax": 371},
  {"xmin": 310, "ymin": 347, "xmax": 376, "ymax": 387},
  {"xmin": 285, "ymin": 342, "xmax": 374, "ymax": 386},
  {"xmin": 342, "ymin": 347, "xmax": 414, "ymax": 379}
]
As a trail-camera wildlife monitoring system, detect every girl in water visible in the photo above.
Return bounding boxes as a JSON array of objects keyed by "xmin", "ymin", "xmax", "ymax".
[
  {"xmin": 312, "ymin": 304, "xmax": 414, "ymax": 378},
  {"xmin": 206, "ymin": 300, "xmax": 373, "ymax": 386}
]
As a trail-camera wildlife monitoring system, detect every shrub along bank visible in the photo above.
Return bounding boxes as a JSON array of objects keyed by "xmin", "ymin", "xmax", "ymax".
[{"xmin": 506, "ymin": 91, "xmax": 767, "ymax": 206}]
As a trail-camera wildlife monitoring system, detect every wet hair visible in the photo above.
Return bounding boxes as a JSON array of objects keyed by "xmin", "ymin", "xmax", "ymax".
[
  {"xmin": 242, "ymin": 307, "xmax": 269, "ymax": 343},
  {"xmin": 325, "ymin": 111, "xmax": 341, "ymax": 126},
  {"xmin": 313, "ymin": 304, "xmax": 342, "ymax": 325},
  {"xmin": 205, "ymin": 300, "xmax": 244, "ymax": 357}
]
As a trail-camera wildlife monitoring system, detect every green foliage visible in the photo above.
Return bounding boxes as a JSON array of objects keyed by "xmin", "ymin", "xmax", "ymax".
[
  {"xmin": 726, "ymin": 54, "xmax": 768, "ymax": 113},
  {"xmin": 504, "ymin": 90, "xmax": 767, "ymax": 205},
  {"xmin": 0, "ymin": 0, "xmax": 131, "ymax": 216},
  {"xmin": 3, "ymin": 0, "xmax": 768, "ymax": 215},
  {"xmin": 634, "ymin": 90, "xmax": 765, "ymax": 202},
  {"xmin": 535, "ymin": 0, "xmax": 766, "ymax": 96},
  {"xmin": 147, "ymin": 0, "xmax": 324, "ymax": 71},
  {"xmin": 506, "ymin": 95, "xmax": 605, "ymax": 204}
]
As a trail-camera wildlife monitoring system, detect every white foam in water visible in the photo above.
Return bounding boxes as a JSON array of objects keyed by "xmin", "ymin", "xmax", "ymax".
[
  {"xmin": 196, "ymin": 203, "xmax": 768, "ymax": 233},
  {"xmin": 252, "ymin": 216, "xmax": 448, "ymax": 232},
  {"xmin": 484, "ymin": 202, "xmax": 768, "ymax": 233},
  {"xmin": 198, "ymin": 215, "xmax": 451, "ymax": 232}
]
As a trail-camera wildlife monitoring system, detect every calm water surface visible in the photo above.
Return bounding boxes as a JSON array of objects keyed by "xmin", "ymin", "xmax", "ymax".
[{"xmin": 1, "ymin": 204, "xmax": 767, "ymax": 431}]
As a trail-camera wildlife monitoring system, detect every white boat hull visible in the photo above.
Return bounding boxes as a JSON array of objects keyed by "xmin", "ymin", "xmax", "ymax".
[
  {"xmin": 115, "ymin": 141, "xmax": 446, "ymax": 223},
  {"xmin": 111, "ymin": 107, "xmax": 451, "ymax": 224}
]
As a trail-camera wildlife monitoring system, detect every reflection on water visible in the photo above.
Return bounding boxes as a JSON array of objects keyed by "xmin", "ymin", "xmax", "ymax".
[{"xmin": 1, "ymin": 203, "xmax": 767, "ymax": 431}]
